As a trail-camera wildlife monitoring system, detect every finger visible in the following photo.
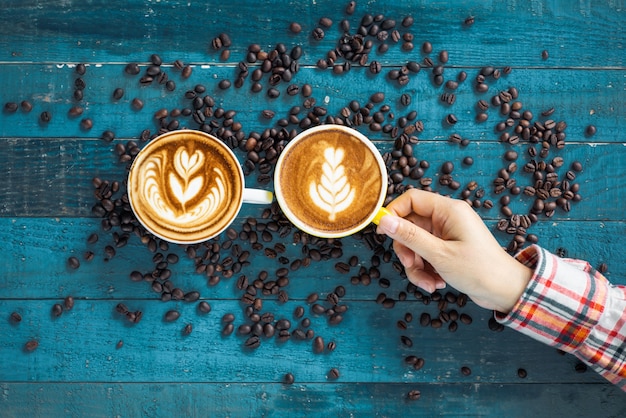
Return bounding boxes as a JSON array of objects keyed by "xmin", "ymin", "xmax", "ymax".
[
  {"xmin": 385, "ymin": 189, "xmax": 445, "ymax": 220},
  {"xmin": 377, "ymin": 213, "xmax": 446, "ymax": 264}
]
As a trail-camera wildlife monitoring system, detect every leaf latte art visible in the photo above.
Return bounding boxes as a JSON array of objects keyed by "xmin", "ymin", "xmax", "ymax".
[
  {"xmin": 128, "ymin": 130, "xmax": 243, "ymax": 244},
  {"xmin": 309, "ymin": 147, "xmax": 355, "ymax": 221},
  {"xmin": 142, "ymin": 147, "xmax": 227, "ymax": 224}
]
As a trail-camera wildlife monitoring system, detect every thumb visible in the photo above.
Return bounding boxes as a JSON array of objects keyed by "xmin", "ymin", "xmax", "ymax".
[{"xmin": 377, "ymin": 214, "xmax": 444, "ymax": 263}]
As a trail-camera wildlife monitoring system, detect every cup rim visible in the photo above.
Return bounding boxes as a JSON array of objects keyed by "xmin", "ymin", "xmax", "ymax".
[
  {"xmin": 127, "ymin": 129, "xmax": 245, "ymax": 244},
  {"xmin": 274, "ymin": 124, "xmax": 388, "ymax": 238}
]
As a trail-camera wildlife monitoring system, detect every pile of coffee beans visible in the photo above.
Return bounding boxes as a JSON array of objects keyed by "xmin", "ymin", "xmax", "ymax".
[{"xmin": 6, "ymin": 0, "xmax": 599, "ymax": 390}]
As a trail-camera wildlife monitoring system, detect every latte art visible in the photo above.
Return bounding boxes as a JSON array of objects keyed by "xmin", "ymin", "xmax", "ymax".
[
  {"xmin": 309, "ymin": 147, "xmax": 355, "ymax": 221},
  {"xmin": 142, "ymin": 148, "xmax": 227, "ymax": 224},
  {"xmin": 128, "ymin": 130, "xmax": 243, "ymax": 244},
  {"xmin": 275, "ymin": 125, "xmax": 386, "ymax": 237}
]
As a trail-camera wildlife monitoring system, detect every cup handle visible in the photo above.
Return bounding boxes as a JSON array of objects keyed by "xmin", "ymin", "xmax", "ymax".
[
  {"xmin": 243, "ymin": 188, "xmax": 274, "ymax": 204},
  {"xmin": 371, "ymin": 207, "xmax": 393, "ymax": 225}
]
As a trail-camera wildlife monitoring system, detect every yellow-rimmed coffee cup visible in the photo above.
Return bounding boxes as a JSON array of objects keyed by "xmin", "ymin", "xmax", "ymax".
[{"xmin": 274, "ymin": 124, "xmax": 389, "ymax": 238}]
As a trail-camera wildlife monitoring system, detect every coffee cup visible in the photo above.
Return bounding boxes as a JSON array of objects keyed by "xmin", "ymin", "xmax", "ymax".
[
  {"xmin": 274, "ymin": 124, "xmax": 390, "ymax": 238},
  {"xmin": 128, "ymin": 129, "xmax": 273, "ymax": 244}
]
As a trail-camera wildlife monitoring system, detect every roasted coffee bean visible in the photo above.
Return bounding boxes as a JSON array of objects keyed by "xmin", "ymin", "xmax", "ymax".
[
  {"xmin": 164, "ymin": 310, "xmax": 180, "ymax": 322},
  {"xmin": 419, "ymin": 312, "xmax": 431, "ymax": 327},
  {"xmin": 283, "ymin": 372, "xmax": 295, "ymax": 384},
  {"xmin": 289, "ymin": 22, "xmax": 302, "ymax": 34},
  {"xmin": 461, "ymin": 366, "xmax": 472, "ymax": 376},
  {"xmin": 116, "ymin": 340, "xmax": 124, "ymax": 349},
  {"xmin": 182, "ymin": 323, "xmax": 193, "ymax": 336},
  {"xmin": 40, "ymin": 111, "xmax": 51, "ymax": 123},
  {"xmin": 244, "ymin": 335, "xmax": 261, "ymax": 349},
  {"xmin": 517, "ymin": 368, "xmax": 528, "ymax": 378},
  {"xmin": 198, "ymin": 301, "xmax": 211, "ymax": 313},
  {"xmin": 4, "ymin": 102, "xmax": 18, "ymax": 113},
  {"xmin": 64, "ymin": 296, "xmax": 74, "ymax": 311},
  {"xmin": 20, "ymin": 100, "xmax": 33, "ymax": 112},
  {"xmin": 68, "ymin": 256, "xmax": 80, "ymax": 269},
  {"xmin": 80, "ymin": 118, "xmax": 93, "ymax": 130},
  {"xmin": 10, "ymin": 312, "xmax": 22, "ymax": 323},
  {"xmin": 112, "ymin": 88, "xmax": 124, "ymax": 100},
  {"xmin": 541, "ymin": 50, "xmax": 549, "ymax": 60},
  {"xmin": 327, "ymin": 368, "xmax": 340, "ymax": 380},
  {"xmin": 445, "ymin": 113, "xmax": 457, "ymax": 125},
  {"xmin": 24, "ymin": 339, "xmax": 39, "ymax": 352},
  {"xmin": 574, "ymin": 362, "xmax": 588, "ymax": 373},
  {"xmin": 464, "ymin": 16, "xmax": 475, "ymax": 26},
  {"xmin": 219, "ymin": 323, "xmax": 233, "ymax": 336},
  {"xmin": 131, "ymin": 98, "xmax": 144, "ymax": 110},
  {"xmin": 52, "ymin": 303, "xmax": 63, "ymax": 317},
  {"xmin": 313, "ymin": 336, "xmax": 324, "ymax": 353},
  {"xmin": 407, "ymin": 390, "xmax": 421, "ymax": 401}
]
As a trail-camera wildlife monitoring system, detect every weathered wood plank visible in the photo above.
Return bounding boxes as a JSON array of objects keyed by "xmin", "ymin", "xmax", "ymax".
[
  {"xmin": 0, "ymin": 298, "xmax": 610, "ymax": 385},
  {"xmin": 0, "ymin": 0, "xmax": 623, "ymax": 68},
  {"xmin": 0, "ymin": 382, "xmax": 623, "ymax": 417},
  {"xmin": 1, "ymin": 218, "xmax": 623, "ymax": 301},
  {"xmin": 0, "ymin": 138, "xmax": 622, "ymax": 220},
  {"xmin": 0, "ymin": 65, "xmax": 622, "ymax": 141}
]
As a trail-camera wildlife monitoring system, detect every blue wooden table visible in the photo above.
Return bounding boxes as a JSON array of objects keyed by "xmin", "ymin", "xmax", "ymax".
[{"xmin": 1, "ymin": 1, "xmax": 625, "ymax": 416}]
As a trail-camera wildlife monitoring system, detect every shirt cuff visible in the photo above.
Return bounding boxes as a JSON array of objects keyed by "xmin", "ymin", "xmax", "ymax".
[{"xmin": 494, "ymin": 245, "xmax": 608, "ymax": 353}]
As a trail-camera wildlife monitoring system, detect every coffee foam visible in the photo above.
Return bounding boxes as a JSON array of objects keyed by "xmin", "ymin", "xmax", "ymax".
[
  {"xmin": 277, "ymin": 127, "xmax": 384, "ymax": 235},
  {"xmin": 129, "ymin": 131, "xmax": 242, "ymax": 243}
]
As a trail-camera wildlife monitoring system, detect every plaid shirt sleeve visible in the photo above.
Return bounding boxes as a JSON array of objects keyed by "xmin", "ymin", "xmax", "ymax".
[{"xmin": 495, "ymin": 245, "xmax": 626, "ymax": 391}]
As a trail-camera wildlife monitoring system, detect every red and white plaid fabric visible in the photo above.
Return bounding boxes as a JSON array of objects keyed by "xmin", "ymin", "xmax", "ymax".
[{"xmin": 496, "ymin": 245, "xmax": 626, "ymax": 391}]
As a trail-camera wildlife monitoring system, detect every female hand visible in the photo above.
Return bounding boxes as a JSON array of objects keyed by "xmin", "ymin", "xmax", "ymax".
[{"xmin": 376, "ymin": 189, "xmax": 532, "ymax": 313}]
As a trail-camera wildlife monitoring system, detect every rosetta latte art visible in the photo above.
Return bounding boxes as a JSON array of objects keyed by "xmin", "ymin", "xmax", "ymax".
[
  {"xmin": 309, "ymin": 147, "xmax": 355, "ymax": 221},
  {"xmin": 142, "ymin": 147, "xmax": 226, "ymax": 225}
]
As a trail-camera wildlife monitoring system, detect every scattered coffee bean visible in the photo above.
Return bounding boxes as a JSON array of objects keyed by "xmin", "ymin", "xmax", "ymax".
[
  {"xmin": 283, "ymin": 372, "xmax": 295, "ymax": 384},
  {"xmin": 68, "ymin": 256, "xmax": 80, "ymax": 269},
  {"xmin": 64, "ymin": 296, "xmax": 74, "ymax": 311},
  {"xmin": 164, "ymin": 310, "xmax": 180, "ymax": 322},
  {"xmin": 461, "ymin": 366, "xmax": 472, "ymax": 376},
  {"xmin": 24, "ymin": 339, "xmax": 39, "ymax": 352},
  {"xmin": 327, "ymin": 368, "xmax": 340, "ymax": 380},
  {"xmin": 517, "ymin": 368, "xmax": 528, "ymax": 378},
  {"xmin": 10, "ymin": 312, "xmax": 22, "ymax": 323},
  {"xmin": 51, "ymin": 303, "xmax": 63, "ymax": 317},
  {"xmin": 407, "ymin": 389, "xmax": 421, "ymax": 401}
]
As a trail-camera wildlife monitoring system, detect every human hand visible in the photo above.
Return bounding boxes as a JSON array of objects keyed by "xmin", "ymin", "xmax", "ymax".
[{"xmin": 376, "ymin": 189, "xmax": 532, "ymax": 313}]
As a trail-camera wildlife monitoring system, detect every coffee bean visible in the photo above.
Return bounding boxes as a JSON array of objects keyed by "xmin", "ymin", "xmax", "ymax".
[
  {"xmin": 541, "ymin": 50, "xmax": 549, "ymax": 60},
  {"xmin": 283, "ymin": 372, "xmax": 295, "ymax": 384},
  {"xmin": 464, "ymin": 16, "xmax": 475, "ymax": 26},
  {"xmin": 24, "ymin": 339, "xmax": 39, "ymax": 352},
  {"xmin": 460, "ymin": 313, "xmax": 473, "ymax": 325},
  {"xmin": 313, "ymin": 336, "xmax": 324, "ymax": 353},
  {"xmin": 517, "ymin": 368, "xmax": 528, "ymax": 378},
  {"xmin": 40, "ymin": 111, "xmax": 51, "ymax": 123},
  {"xmin": 164, "ymin": 310, "xmax": 180, "ymax": 322},
  {"xmin": 10, "ymin": 312, "xmax": 22, "ymax": 323},
  {"xmin": 407, "ymin": 389, "xmax": 421, "ymax": 401},
  {"xmin": 244, "ymin": 335, "xmax": 260, "ymax": 349},
  {"xmin": 289, "ymin": 22, "xmax": 302, "ymax": 34},
  {"xmin": 182, "ymin": 324, "xmax": 193, "ymax": 336},
  {"xmin": 419, "ymin": 312, "xmax": 431, "ymax": 327},
  {"xmin": 112, "ymin": 88, "xmax": 124, "ymax": 100},
  {"xmin": 131, "ymin": 98, "xmax": 144, "ymax": 110},
  {"xmin": 68, "ymin": 256, "xmax": 80, "ymax": 269},
  {"xmin": 198, "ymin": 301, "xmax": 211, "ymax": 313},
  {"xmin": 574, "ymin": 362, "xmax": 588, "ymax": 373},
  {"xmin": 64, "ymin": 296, "xmax": 74, "ymax": 311},
  {"xmin": 327, "ymin": 368, "xmax": 340, "ymax": 380},
  {"xmin": 461, "ymin": 366, "xmax": 472, "ymax": 376},
  {"xmin": 80, "ymin": 118, "xmax": 93, "ymax": 130},
  {"xmin": 52, "ymin": 303, "xmax": 63, "ymax": 317}
]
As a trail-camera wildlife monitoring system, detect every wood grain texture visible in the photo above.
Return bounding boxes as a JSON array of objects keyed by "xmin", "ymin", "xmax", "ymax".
[
  {"xmin": 0, "ymin": 0, "xmax": 623, "ymax": 67},
  {"xmin": 0, "ymin": 139, "xmax": 623, "ymax": 219},
  {"xmin": 1, "ymin": 382, "xmax": 623, "ymax": 418},
  {"xmin": 0, "ymin": 0, "xmax": 624, "ymax": 416},
  {"xmin": 0, "ymin": 65, "xmax": 622, "ymax": 141}
]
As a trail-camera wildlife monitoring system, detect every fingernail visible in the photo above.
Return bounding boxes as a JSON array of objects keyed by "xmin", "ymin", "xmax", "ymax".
[{"xmin": 378, "ymin": 215, "xmax": 399, "ymax": 235}]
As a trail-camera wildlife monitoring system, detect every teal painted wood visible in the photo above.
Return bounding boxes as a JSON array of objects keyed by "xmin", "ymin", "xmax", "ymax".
[
  {"xmin": 0, "ymin": 65, "xmax": 623, "ymax": 141},
  {"xmin": 0, "ymin": 298, "xmax": 611, "ymax": 384},
  {"xmin": 1, "ymin": 139, "xmax": 623, "ymax": 220},
  {"xmin": 0, "ymin": 0, "xmax": 625, "ymax": 415},
  {"xmin": 0, "ymin": 382, "xmax": 623, "ymax": 418},
  {"xmin": 1, "ymin": 218, "xmax": 624, "ymax": 302},
  {"xmin": 0, "ymin": 0, "xmax": 624, "ymax": 68}
]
